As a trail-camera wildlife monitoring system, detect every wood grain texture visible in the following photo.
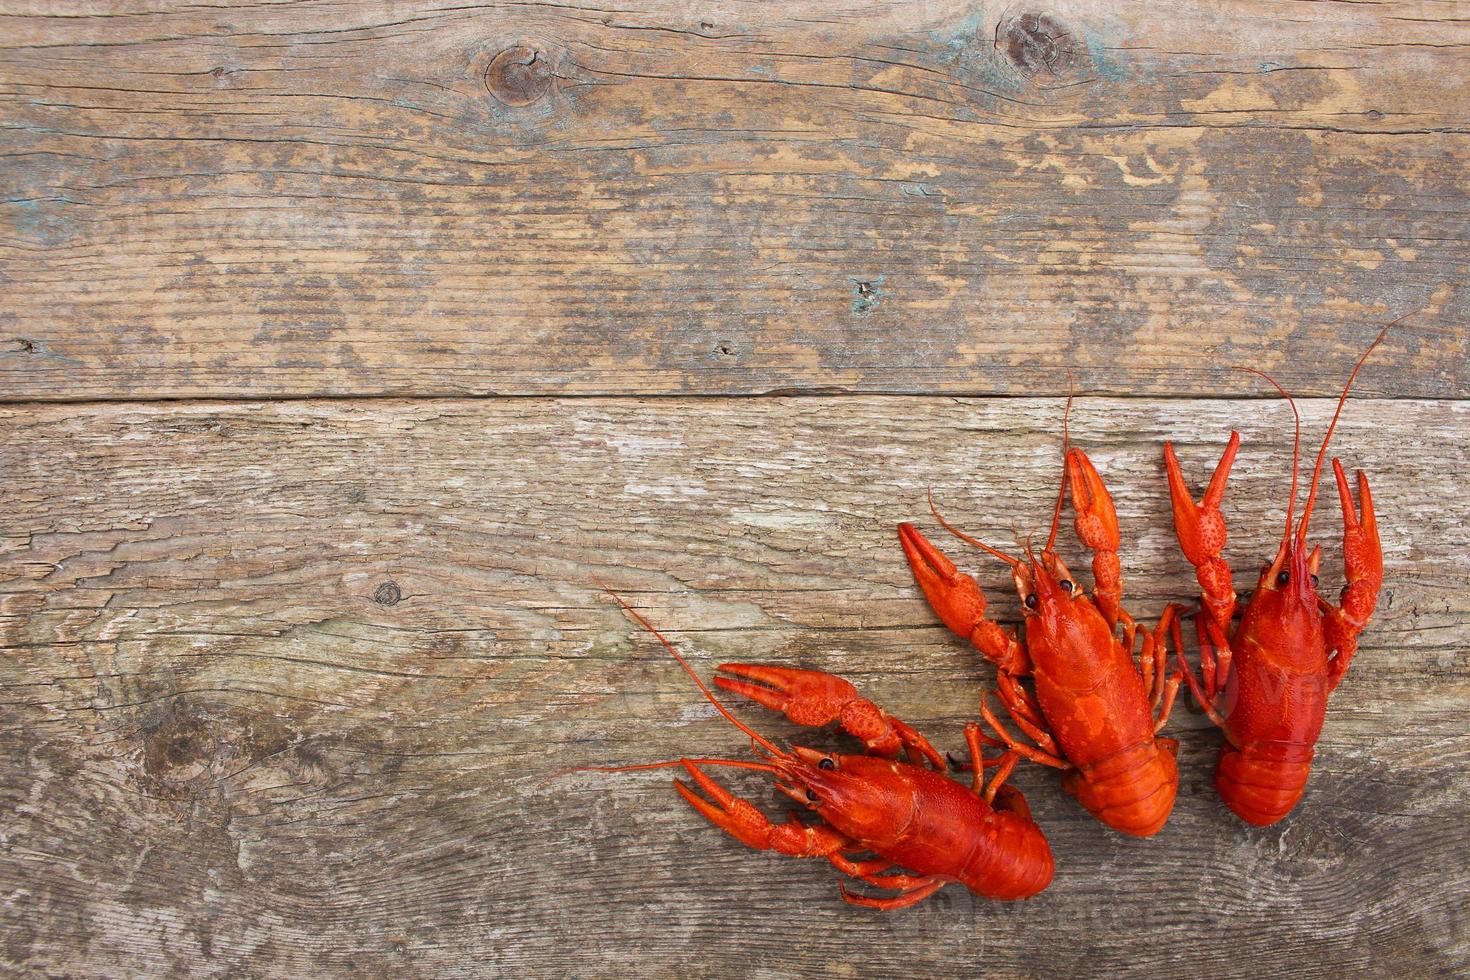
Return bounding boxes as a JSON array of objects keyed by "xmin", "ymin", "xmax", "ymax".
[
  {"xmin": 1, "ymin": 0, "xmax": 1467, "ymax": 401},
  {"xmin": 3, "ymin": 397, "xmax": 1466, "ymax": 977}
]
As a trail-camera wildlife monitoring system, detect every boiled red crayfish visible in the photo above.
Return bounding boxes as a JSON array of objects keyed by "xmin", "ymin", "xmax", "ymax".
[
  {"xmin": 898, "ymin": 402, "xmax": 1184, "ymax": 837},
  {"xmin": 590, "ymin": 593, "xmax": 1054, "ymax": 909},
  {"xmin": 1163, "ymin": 323, "xmax": 1394, "ymax": 825}
]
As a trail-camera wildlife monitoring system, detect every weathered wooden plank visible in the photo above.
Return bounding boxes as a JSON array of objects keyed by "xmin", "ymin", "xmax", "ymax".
[
  {"xmin": 2, "ymin": 397, "xmax": 1466, "ymax": 976},
  {"xmin": 1, "ymin": 0, "xmax": 1466, "ymax": 401}
]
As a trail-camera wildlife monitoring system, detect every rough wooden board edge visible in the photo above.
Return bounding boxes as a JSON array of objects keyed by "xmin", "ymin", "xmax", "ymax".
[
  {"xmin": 2, "ymin": 0, "xmax": 1467, "ymax": 400},
  {"xmin": 1, "ymin": 395, "xmax": 1466, "ymax": 975}
]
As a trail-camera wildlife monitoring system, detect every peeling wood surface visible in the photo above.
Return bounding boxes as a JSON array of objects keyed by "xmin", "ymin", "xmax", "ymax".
[
  {"xmin": 2, "ymin": 398, "xmax": 1468, "ymax": 976},
  {"xmin": 1, "ymin": 0, "xmax": 1468, "ymax": 400}
]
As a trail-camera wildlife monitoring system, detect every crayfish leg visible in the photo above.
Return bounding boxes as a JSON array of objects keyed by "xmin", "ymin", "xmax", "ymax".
[
  {"xmin": 1173, "ymin": 641, "xmax": 1228, "ymax": 733},
  {"xmin": 1153, "ymin": 677, "xmax": 1182, "ymax": 734},
  {"xmin": 960, "ymin": 722, "xmax": 1016, "ymax": 797},
  {"xmin": 989, "ymin": 782, "xmax": 1034, "ymax": 822},
  {"xmin": 980, "ymin": 695, "xmax": 1069, "ymax": 771},
  {"xmin": 839, "ymin": 876, "xmax": 946, "ymax": 911},
  {"xmin": 826, "ymin": 853, "xmax": 893, "ymax": 878},
  {"xmin": 1145, "ymin": 604, "xmax": 1185, "ymax": 730},
  {"xmin": 994, "ymin": 673, "xmax": 1059, "ymax": 757}
]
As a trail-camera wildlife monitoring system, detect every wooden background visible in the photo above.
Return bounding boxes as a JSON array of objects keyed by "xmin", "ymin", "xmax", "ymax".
[{"xmin": 2, "ymin": 1, "xmax": 1466, "ymax": 976}]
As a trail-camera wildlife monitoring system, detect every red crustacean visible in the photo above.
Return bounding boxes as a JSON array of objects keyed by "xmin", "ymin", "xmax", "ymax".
[
  {"xmin": 592, "ymin": 593, "xmax": 1054, "ymax": 909},
  {"xmin": 897, "ymin": 404, "xmax": 1184, "ymax": 837},
  {"xmin": 1163, "ymin": 324, "xmax": 1393, "ymax": 826}
]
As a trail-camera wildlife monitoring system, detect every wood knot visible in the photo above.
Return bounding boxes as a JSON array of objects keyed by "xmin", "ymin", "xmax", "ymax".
[
  {"xmin": 996, "ymin": 12, "xmax": 1085, "ymax": 79},
  {"xmin": 484, "ymin": 43, "xmax": 554, "ymax": 107},
  {"xmin": 373, "ymin": 581, "xmax": 402, "ymax": 606},
  {"xmin": 146, "ymin": 720, "xmax": 210, "ymax": 778},
  {"xmin": 139, "ymin": 702, "xmax": 217, "ymax": 798}
]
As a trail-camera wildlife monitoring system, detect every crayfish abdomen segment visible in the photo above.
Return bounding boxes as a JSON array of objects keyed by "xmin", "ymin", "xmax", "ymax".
[
  {"xmin": 1215, "ymin": 741, "xmax": 1315, "ymax": 826},
  {"xmin": 1059, "ymin": 739, "xmax": 1178, "ymax": 837},
  {"xmin": 955, "ymin": 809, "xmax": 1055, "ymax": 901},
  {"xmin": 837, "ymin": 763, "xmax": 1052, "ymax": 901}
]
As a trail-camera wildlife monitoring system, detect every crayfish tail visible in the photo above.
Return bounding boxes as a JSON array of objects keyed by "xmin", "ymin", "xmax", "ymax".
[{"xmin": 1215, "ymin": 742, "xmax": 1314, "ymax": 827}]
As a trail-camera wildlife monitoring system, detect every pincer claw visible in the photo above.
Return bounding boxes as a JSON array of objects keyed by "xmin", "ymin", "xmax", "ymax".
[
  {"xmin": 1163, "ymin": 436, "xmax": 1240, "ymax": 634},
  {"xmin": 1163, "ymin": 436, "xmax": 1236, "ymax": 569},
  {"xmin": 715, "ymin": 664, "xmax": 858, "ymax": 729},
  {"xmin": 898, "ymin": 522, "xmax": 1028, "ymax": 675},
  {"xmin": 674, "ymin": 760, "xmax": 772, "ymax": 850},
  {"xmin": 1064, "ymin": 447, "xmax": 1126, "ymax": 626},
  {"xmin": 897, "ymin": 522, "xmax": 989, "ymax": 639},
  {"xmin": 716, "ymin": 663, "xmax": 944, "ymax": 769},
  {"xmin": 675, "ymin": 760, "xmax": 845, "ymax": 858},
  {"xmin": 1323, "ymin": 459, "xmax": 1383, "ymax": 692},
  {"xmin": 1333, "ymin": 458, "xmax": 1381, "ymax": 586},
  {"xmin": 1065, "ymin": 448, "xmax": 1120, "ymax": 552}
]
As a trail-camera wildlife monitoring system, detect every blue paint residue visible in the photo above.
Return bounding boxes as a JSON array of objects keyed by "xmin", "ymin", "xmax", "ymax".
[
  {"xmin": 1085, "ymin": 33, "xmax": 1128, "ymax": 83},
  {"xmin": 850, "ymin": 275, "xmax": 885, "ymax": 318},
  {"xmin": 5, "ymin": 197, "xmax": 75, "ymax": 247}
]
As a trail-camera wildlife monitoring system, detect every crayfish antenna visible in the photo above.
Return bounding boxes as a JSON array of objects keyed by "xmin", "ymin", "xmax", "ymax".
[
  {"xmin": 927, "ymin": 488, "xmax": 1021, "ymax": 568},
  {"xmin": 548, "ymin": 757, "xmax": 779, "ymax": 791},
  {"xmin": 557, "ymin": 758, "xmax": 777, "ymax": 779},
  {"xmin": 603, "ymin": 588, "xmax": 787, "ymax": 760},
  {"xmin": 1021, "ymin": 531, "xmax": 1040, "ymax": 568},
  {"xmin": 1234, "ymin": 366, "xmax": 1301, "ymax": 557},
  {"xmin": 1295, "ymin": 313, "xmax": 1405, "ymax": 545},
  {"xmin": 1045, "ymin": 374, "xmax": 1075, "ymax": 554}
]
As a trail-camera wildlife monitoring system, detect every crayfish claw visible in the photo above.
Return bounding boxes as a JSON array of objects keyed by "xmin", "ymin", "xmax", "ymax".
[
  {"xmin": 1333, "ymin": 460, "xmax": 1381, "ymax": 587},
  {"xmin": 715, "ymin": 664, "xmax": 856, "ymax": 728},
  {"xmin": 1163, "ymin": 437, "xmax": 1240, "ymax": 634},
  {"xmin": 1065, "ymin": 448, "xmax": 1121, "ymax": 552},
  {"xmin": 674, "ymin": 763, "xmax": 775, "ymax": 852},
  {"xmin": 1065, "ymin": 447, "xmax": 1126, "ymax": 626},
  {"xmin": 718, "ymin": 664, "xmax": 942, "ymax": 767},
  {"xmin": 899, "ymin": 523, "xmax": 1028, "ymax": 674},
  {"xmin": 676, "ymin": 760, "xmax": 847, "ymax": 859},
  {"xmin": 898, "ymin": 522, "xmax": 988, "ymax": 636},
  {"xmin": 1324, "ymin": 460, "xmax": 1382, "ymax": 692}
]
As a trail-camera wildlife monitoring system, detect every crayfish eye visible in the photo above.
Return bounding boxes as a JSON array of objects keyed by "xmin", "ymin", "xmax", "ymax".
[
  {"xmin": 1310, "ymin": 574, "xmax": 1320, "ymax": 589},
  {"xmin": 1276, "ymin": 571, "xmax": 1290, "ymax": 586},
  {"xmin": 806, "ymin": 789, "xmax": 819, "ymax": 803},
  {"xmin": 1059, "ymin": 580, "xmax": 1074, "ymax": 594},
  {"xmin": 1024, "ymin": 593, "xmax": 1039, "ymax": 610},
  {"xmin": 818, "ymin": 757, "xmax": 836, "ymax": 771}
]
